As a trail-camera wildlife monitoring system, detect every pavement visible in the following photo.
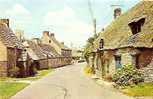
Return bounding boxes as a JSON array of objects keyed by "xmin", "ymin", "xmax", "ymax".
[{"xmin": 11, "ymin": 63, "xmax": 134, "ymax": 99}]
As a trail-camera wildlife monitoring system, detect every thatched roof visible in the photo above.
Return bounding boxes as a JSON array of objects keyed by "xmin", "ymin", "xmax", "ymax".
[
  {"xmin": 0, "ymin": 23, "xmax": 23, "ymax": 49},
  {"xmin": 94, "ymin": 1, "xmax": 153, "ymax": 49}
]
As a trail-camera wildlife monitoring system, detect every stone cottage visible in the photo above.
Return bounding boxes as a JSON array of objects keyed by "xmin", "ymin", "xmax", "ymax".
[
  {"xmin": 0, "ymin": 19, "xmax": 23, "ymax": 77},
  {"xmin": 41, "ymin": 31, "xmax": 72, "ymax": 65},
  {"xmin": 23, "ymin": 39, "xmax": 48, "ymax": 70},
  {"xmin": 92, "ymin": 1, "xmax": 153, "ymax": 82}
]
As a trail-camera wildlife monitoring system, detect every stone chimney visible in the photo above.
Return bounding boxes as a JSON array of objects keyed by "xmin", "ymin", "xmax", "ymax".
[
  {"xmin": 43, "ymin": 31, "xmax": 49, "ymax": 37},
  {"xmin": 0, "ymin": 19, "xmax": 9, "ymax": 27},
  {"xmin": 32, "ymin": 38, "xmax": 41, "ymax": 44},
  {"xmin": 50, "ymin": 33, "xmax": 55, "ymax": 37},
  {"xmin": 114, "ymin": 8, "xmax": 121, "ymax": 19}
]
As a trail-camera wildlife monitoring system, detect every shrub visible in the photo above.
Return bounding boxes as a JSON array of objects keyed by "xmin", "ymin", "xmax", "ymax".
[
  {"xmin": 9, "ymin": 67, "xmax": 20, "ymax": 77},
  {"xmin": 84, "ymin": 65, "xmax": 94, "ymax": 75},
  {"xmin": 112, "ymin": 65, "xmax": 144, "ymax": 86}
]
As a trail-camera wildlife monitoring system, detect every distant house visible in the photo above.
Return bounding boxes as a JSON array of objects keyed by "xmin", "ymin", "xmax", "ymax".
[
  {"xmin": 92, "ymin": 1, "xmax": 153, "ymax": 82},
  {"xmin": 23, "ymin": 39, "xmax": 48, "ymax": 70},
  {"xmin": 0, "ymin": 19, "xmax": 23, "ymax": 77},
  {"xmin": 41, "ymin": 31, "xmax": 72, "ymax": 65},
  {"xmin": 41, "ymin": 31, "xmax": 72, "ymax": 57}
]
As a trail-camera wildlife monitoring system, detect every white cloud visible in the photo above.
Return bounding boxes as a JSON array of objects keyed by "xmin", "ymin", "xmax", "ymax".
[
  {"xmin": 6, "ymin": 4, "xmax": 31, "ymax": 16},
  {"xmin": 5, "ymin": 4, "xmax": 32, "ymax": 29},
  {"xmin": 43, "ymin": 6, "xmax": 93, "ymax": 47}
]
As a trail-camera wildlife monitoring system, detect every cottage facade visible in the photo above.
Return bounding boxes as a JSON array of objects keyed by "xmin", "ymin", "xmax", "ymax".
[
  {"xmin": 92, "ymin": 1, "xmax": 153, "ymax": 82},
  {"xmin": 0, "ymin": 19, "xmax": 24, "ymax": 77}
]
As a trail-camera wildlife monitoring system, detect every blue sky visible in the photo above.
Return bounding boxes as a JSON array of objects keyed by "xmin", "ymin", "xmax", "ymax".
[{"xmin": 0, "ymin": 0, "xmax": 139, "ymax": 47}]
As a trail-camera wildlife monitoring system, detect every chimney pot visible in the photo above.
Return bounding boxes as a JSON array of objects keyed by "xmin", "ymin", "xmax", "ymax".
[
  {"xmin": 114, "ymin": 8, "xmax": 121, "ymax": 19},
  {"xmin": 50, "ymin": 33, "xmax": 55, "ymax": 37},
  {"xmin": 0, "ymin": 19, "xmax": 9, "ymax": 27},
  {"xmin": 43, "ymin": 31, "xmax": 49, "ymax": 37}
]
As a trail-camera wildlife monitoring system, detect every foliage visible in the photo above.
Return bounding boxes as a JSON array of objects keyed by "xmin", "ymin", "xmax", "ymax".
[
  {"xmin": 122, "ymin": 83, "xmax": 153, "ymax": 96},
  {"xmin": 84, "ymin": 65, "xmax": 94, "ymax": 75},
  {"xmin": 112, "ymin": 65, "xmax": 144, "ymax": 86},
  {"xmin": 83, "ymin": 36, "xmax": 96, "ymax": 64},
  {"xmin": 9, "ymin": 67, "xmax": 20, "ymax": 77},
  {"xmin": 0, "ymin": 81, "xmax": 28, "ymax": 99}
]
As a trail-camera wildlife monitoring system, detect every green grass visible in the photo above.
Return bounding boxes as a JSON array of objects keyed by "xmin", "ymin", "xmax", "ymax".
[
  {"xmin": 83, "ymin": 65, "xmax": 94, "ymax": 76},
  {"xmin": 0, "ymin": 69, "xmax": 52, "ymax": 99},
  {"xmin": 0, "ymin": 81, "xmax": 29, "ymax": 99},
  {"xmin": 122, "ymin": 83, "xmax": 153, "ymax": 96},
  {"xmin": 18, "ymin": 69, "xmax": 53, "ymax": 81},
  {"xmin": 0, "ymin": 69, "xmax": 53, "ymax": 82}
]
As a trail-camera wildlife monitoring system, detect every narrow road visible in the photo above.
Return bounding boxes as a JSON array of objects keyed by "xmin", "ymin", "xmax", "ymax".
[{"xmin": 11, "ymin": 63, "xmax": 134, "ymax": 99}]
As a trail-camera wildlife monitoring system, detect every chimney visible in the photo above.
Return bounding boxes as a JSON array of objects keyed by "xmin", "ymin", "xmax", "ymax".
[
  {"xmin": 43, "ymin": 31, "xmax": 49, "ymax": 37},
  {"xmin": 0, "ymin": 19, "xmax": 9, "ymax": 27},
  {"xmin": 32, "ymin": 38, "xmax": 41, "ymax": 44},
  {"xmin": 114, "ymin": 8, "xmax": 121, "ymax": 19},
  {"xmin": 50, "ymin": 33, "xmax": 55, "ymax": 37}
]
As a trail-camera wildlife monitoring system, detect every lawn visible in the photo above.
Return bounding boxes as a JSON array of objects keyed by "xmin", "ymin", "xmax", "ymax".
[
  {"xmin": 17, "ymin": 69, "xmax": 53, "ymax": 81},
  {"xmin": 0, "ymin": 69, "xmax": 53, "ymax": 99},
  {"xmin": 122, "ymin": 83, "xmax": 153, "ymax": 97},
  {"xmin": 0, "ymin": 81, "xmax": 29, "ymax": 99}
]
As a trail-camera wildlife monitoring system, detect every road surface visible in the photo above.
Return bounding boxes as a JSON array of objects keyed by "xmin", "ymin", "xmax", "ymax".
[{"xmin": 11, "ymin": 63, "xmax": 134, "ymax": 99}]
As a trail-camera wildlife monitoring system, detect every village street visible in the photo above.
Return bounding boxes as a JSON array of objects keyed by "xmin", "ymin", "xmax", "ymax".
[{"xmin": 11, "ymin": 63, "xmax": 134, "ymax": 99}]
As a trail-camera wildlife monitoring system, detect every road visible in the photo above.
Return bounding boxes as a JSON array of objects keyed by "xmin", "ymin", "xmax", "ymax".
[{"xmin": 11, "ymin": 63, "xmax": 134, "ymax": 99}]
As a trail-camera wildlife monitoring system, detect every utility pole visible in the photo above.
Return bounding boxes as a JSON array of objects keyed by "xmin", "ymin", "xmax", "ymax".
[{"xmin": 88, "ymin": 0, "xmax": 97, "ymax": 38}]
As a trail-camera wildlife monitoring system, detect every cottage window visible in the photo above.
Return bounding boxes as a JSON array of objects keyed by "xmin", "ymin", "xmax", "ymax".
[
  {"xmin": 99, "ymin": 39, "xmax": 104, "ymax": 49},
  {"xmin": 128, "ymin": 16, "xmax": 145, "ymax": 35},
  {"xmin": 114, "ymin": 55, "xmax": 122, "ymax": 69},
  {"xmin": 49, "ymin": 40, "xmax": 51, "ymax": 43}
]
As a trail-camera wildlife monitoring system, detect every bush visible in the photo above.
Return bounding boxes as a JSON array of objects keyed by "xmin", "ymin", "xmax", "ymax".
[
  {"xmin": 84, "ymin": 65, "xmax": 94, "ymax": 75},
  {"xmin": 9, "ymin": 67, "xmax": 20, "ymax": 77},
  {"xmin": 112, "ymin": 65, "xmax": 144, "ymax": 86}
]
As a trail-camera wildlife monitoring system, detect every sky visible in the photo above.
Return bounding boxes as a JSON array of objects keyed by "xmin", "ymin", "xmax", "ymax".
[{"xmin": 0, "ymin": 0, "xmax": 140, "ymax": 48}]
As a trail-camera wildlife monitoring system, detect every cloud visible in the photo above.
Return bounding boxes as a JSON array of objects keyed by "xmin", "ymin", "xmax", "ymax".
[
  {"xmin": 6, "ymin": 4, "xmax": 31, "ymax": 16},
  {"xmin": 43, "ymin": 6, "xmax": 93, "ymax": 47},
  {"xmin": 5, "ymin": 4, "xmax": 32, "ymax": 29}
]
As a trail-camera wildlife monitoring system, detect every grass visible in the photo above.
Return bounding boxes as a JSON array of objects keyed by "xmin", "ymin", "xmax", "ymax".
[
  {"xmin": 17, "ymin": 69, "xmax": 53, "ymax": 81},
  {"xmin": 0, "ymin": 69, "xmax": 53, "ymax": 82},
  {"xmin": 0, "ymin": 81, "xmax": 29, "ymax": 99},
  {"xmin": 83, "ymin": 65, "xmax": 94, "ymax": 76},
  {"xmin": 0, "ymin": 69, "xmax": 53, "ymax": 99},
  {"xmin": 122, "ymin": 83, "xmax": 153, "ymax": 97}
]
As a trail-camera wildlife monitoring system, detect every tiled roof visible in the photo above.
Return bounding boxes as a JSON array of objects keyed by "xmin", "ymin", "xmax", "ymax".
[
  {"xmin": 0, "ymin": 23, "xmax": 23, "ymax": 49},
  {"xmin": 39, "ymin": 44, "xmax": 61, "ymax": 57},
  {"xmin": 25, "ymin": 41, "xmax": 46, "ymax": 60}
]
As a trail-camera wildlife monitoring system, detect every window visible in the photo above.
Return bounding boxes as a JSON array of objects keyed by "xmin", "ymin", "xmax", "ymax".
[
  {"xmin": 128, "ymin": 16, "xmax": 145, "ymax": 35},
  {"xmin": 99, "ymin": 39, "xmax": 104, "ymax": 49},
  {"xmin": 114, "ymin": 55, "xmax": 122, "ymax": 69}
]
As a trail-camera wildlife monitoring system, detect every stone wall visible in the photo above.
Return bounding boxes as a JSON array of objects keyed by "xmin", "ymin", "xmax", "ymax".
[
  {"xmin": 48, "ymin": 57, "xmax": 72, "ymax": 68},
  {"xmin": 138, "ymin": 48, "xmax": 153, "ymax": 68},
  {"xmin": 39, "ymin": 59, "xmax": 48, "ymax": 69},
  {"xmin": 0, "ymin": 61, "xmax": 8, "ymax": 76}
]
